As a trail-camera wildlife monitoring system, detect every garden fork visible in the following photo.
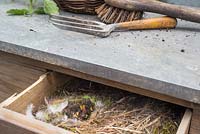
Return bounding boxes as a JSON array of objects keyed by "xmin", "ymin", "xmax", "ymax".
[{"xmin": 50, "ymin": 14, "xmax": 177, "ymax": 37}]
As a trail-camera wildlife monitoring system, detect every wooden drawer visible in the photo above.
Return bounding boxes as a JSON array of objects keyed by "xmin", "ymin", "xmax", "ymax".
[{"xmin": 0, "ymin": 72, "xmax": 192, "ymax": 134}]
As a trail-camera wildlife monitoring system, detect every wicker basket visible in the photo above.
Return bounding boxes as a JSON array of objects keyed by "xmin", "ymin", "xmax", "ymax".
[{"xmin": 54, "ymin": 0, "xmax": 104, "ymax": 14}]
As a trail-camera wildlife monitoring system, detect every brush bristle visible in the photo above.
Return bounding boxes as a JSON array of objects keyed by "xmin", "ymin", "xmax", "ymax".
[
  {"xmin": 96, "ymin": 3, "xmax": 143, "ymax": 24},
  {"xmin": 53, "ymin": 0, "xmax": 143, "ymax": 24}
]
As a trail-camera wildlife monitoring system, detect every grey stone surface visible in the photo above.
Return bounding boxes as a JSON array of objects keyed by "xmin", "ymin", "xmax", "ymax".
[{"xmin": 0, "ymin": 1, "xmax": 200, "ymax": 103}]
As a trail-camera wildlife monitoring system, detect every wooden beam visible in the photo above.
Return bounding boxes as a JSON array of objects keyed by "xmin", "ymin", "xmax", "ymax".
[
  {"xmin": 177, "ymin": 109, "xmax": 192, "ymax": 134},
  {"xmin": 0, "ymin": 119, "xmax": 35, "ymax": 134},
  {"xmin": 189, "ymin": 108, "xmax": 200, "ymax": 134},
  {"xmin": 0, "ymin": 108, "xmax": 73, "ymax": 134}
]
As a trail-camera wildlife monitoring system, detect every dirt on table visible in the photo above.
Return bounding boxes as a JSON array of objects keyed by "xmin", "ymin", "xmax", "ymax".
[{"xmin": 26, "ymin": 79, "xmax": 185, "ymax": 134}]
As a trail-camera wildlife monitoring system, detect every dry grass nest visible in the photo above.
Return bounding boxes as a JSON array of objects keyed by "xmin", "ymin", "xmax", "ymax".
[{"xmin": 26, "ymin": 79, "xmax": 185, "ymax": 134}]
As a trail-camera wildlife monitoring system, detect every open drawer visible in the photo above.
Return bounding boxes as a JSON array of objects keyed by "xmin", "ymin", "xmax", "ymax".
[{"xmin": 0, "ymin": 72, "xmax": 193, "ymax": 134}]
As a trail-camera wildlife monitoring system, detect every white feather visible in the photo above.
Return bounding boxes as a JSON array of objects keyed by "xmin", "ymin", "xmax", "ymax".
[
  {"xmin": 26, "ymin": 104, "xmax": 35, "ymax": 119},
  {"xmin": 47, "ymin": 99, "xmax": 69, "ymax": 114},
  {"xmin": 35, "ymin": 110, "xmax": 47, "ymax": 121}
]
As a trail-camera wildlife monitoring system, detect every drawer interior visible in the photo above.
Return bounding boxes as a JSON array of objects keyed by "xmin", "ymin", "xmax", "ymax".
[{"xmin": 0, "ymin": 71, "xmax": 192, "ymax": 134}]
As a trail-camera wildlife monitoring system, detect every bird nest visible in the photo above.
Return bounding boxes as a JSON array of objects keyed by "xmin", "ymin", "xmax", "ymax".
[
  {"xmin": 26, "ymin": 79, "xmax": 184, "ymax": 134},
  {"xmin": 54, "ymin": 0, "xmax": 104, "ymax": 14}
]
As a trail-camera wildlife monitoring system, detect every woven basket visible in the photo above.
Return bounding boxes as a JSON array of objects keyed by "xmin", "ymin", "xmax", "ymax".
[{"xmin": 54, "ymin": 0, "xmax": 104, "ymax": 14}]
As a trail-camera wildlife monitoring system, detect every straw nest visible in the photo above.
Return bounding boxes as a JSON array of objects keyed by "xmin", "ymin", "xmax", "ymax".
[{"xmin": 26, "ymin": 79, "xmax": 184, "ymax": 134}]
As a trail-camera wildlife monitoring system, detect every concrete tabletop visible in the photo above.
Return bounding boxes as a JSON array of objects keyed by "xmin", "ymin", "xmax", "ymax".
[{"xmin": 0, "ymin": 1, "xmax": 200, "ymax": 104}]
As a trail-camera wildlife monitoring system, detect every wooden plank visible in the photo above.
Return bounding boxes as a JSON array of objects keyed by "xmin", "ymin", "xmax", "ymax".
[
  {"xmin": 0, "ymin": 71, "xmax": 33, "ymax": 91},
  {"xmin": 0, "ymin": 65, "xmax": 41, "ymax": 82},
  {"xmin": 177, "ymin": 109, "xmax": 192, "ymax": 134},
  {"xmin": 0, "ymin": 90, "xmax": 11, "ymax": 100},
  {"xmin": 189, "ymin": 109, "xmax": 200, "ymax": 134},
  {"xmin": 0, "ymin": 55, "xmax": 47, "ymax": 102},
  {"xmin": 0, "ymin": 91, "xmax": 11, "ymax": 103},
  {"xmin": 0, "ymin": 72, "xmax": 74, "ymax": 134},
  {"xmin": 0, "ymin": 79, "xmax": 22, "ymax": 94},
  {"xmin": 3, "ymin": 72, "xmax": 72, "ymax": 114},
  {"xmin": 0, "ymin": 61, "xmax": 43, "ymax": 84},
  {"xmin": 0, "ymin": 53, "xmax": 46, "ymax": 73},
  {"xmin": 0, "ymin": 51, "xmax": 195, "ymax": 109},
  {"xmin": 0, "ymin": 93, "xmax": 17, "ymax": 108},
  {"xmin": 0, "ymin": 108, "xmax": 73, "ymax": 134},
  {"xmin": 0, "ymin": 119, "xmax": 35, "ymax": 134},
  {"xmin": 0, "ymin": 60, "xmax": 45, "ymax": 79}
]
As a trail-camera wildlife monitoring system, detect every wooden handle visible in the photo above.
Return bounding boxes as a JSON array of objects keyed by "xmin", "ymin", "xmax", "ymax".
[
  {"xmin": 115, "ymin": 16, "xmax": 177, "ymax": 30},
  {"xmin": 105, "ymin": 0, "xmax": 200, "ymax": 23}
]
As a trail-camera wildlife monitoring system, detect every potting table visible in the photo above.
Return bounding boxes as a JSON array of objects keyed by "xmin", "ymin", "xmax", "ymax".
[{"xmin": 0, "ymin": 1, "xmax": 200, "ymax": 133}]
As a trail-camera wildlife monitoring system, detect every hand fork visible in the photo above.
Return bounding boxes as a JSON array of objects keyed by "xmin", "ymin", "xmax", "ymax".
[{"xmin": 50, "ymin": 14, "xmax": 177, "ymax": 37}]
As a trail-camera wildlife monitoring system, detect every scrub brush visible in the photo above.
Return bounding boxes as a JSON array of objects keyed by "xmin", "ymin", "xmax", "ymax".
[
  {"xmin": 95, "ymin": 0, "xmax": 143, "ymax": 23},
  {"xmin": 53, "ymin": 0, "xmax": 144, "ymax": 24},
  {"xmin": 101, "ymin": 0, "xmax": 200, "ymax": 23}
]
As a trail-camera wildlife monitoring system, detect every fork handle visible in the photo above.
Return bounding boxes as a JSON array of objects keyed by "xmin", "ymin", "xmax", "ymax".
[
  {"xmin": 105, "ymin": 0, "xmax": 200, "ymax": 23},
  {"xmin": 115, "ymin": 17, "xmax": 177, "ymax": 30}
]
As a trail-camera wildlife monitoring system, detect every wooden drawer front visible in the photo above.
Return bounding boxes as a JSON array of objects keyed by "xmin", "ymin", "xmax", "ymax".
[{"xmin": 0, "ymin": 72, "xmax": 192, "ymax": 134}]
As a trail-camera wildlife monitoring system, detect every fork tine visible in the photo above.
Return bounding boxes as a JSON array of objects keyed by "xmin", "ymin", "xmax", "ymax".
[
  {"xmin": 50, "ymin": 14, "xmax": 111, "ymax": 37},
  {"xmin": 50, "ymin": 18, "xmax": 104, "ymax": 31},
  {"xmin": 50, "ymin": 14, "xmax": 105, "ymax": 26},
  {"xmin": 51, "ymin": 21, "xmax": 110, "ymax": 37}
]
